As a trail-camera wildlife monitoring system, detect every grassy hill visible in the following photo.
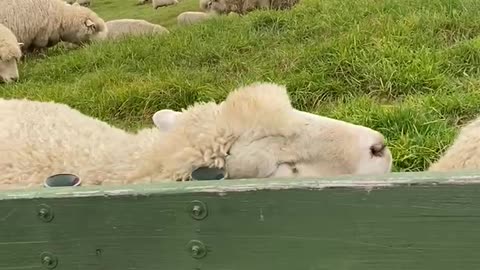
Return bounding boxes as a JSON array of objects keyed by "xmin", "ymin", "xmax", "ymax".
[{"xmin": 2, "ymin": 0, "xmax": 480, "ymax": 172}]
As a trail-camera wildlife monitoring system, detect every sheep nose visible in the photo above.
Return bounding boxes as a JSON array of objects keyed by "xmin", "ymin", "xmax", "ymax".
[
  {"xmin": 370, "ymin": 142, "xmax": 386, "ymax": 157},
  {"xmin": 12, "ymin": 77, "xmax": 18, "ymax": 82}
]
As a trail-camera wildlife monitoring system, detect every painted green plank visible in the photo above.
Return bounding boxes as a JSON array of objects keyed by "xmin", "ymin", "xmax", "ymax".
[{"xmin": 1, "ymin": 171, "xmax": 480, "ymax": 269}]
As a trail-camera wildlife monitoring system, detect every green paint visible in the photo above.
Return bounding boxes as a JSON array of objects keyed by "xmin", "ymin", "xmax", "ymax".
[{"xmin": 1, "ymin": 171, "xmax": 480, "ymax": 269}]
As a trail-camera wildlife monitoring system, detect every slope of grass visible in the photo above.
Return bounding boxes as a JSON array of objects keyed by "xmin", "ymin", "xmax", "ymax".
[{"xmin": 2, "ymin": 0, "xmax": 480, "ymax": 172}]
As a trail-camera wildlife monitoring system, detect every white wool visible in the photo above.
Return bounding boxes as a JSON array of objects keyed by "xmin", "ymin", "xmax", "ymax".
[
  {"xmin": 177, "ymin": 11, "xmax": 217, "ymax": 25},
  {"xmin": 105, "ymin": 19, "xmax": 169, "ymax": 40},
  {"xmin": 0, "ymin": 0, "xmax": 107, "ymax": 52},
  {"xmin": 0, "ymin": 23, "xmax": 22, "ymax": 83},
  {"xmin": 0, "ymin": 82, "xmax": 392, "ymax": 190},
  {"xmin": 428, "ymin": 116, "xmax": 480, "ymax": 172},
  {"xmin": 152, "ymin": 0, "xmax": 178, "ymax": 9}
]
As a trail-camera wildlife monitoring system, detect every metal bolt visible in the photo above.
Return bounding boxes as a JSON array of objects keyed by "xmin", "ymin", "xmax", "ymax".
[
  {"xmin": 186, "ymin": 240, "xmax": 207, "ymax": 259},
  {"xmin": 37, "ymin": 204, "xmax": 54, "ymax": 222},
  {"xmin": 40, "ymin": 252, "xmax": 58, "ymax": 269},
  {"xmin": 188, "ymin": 200, "xmax": 208, "ymax": 220}
]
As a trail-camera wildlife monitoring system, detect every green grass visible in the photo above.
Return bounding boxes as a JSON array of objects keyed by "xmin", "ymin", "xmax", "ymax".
[{"xmin": 2, "ymin": 0, "xmax": 480, "ymax": 172}]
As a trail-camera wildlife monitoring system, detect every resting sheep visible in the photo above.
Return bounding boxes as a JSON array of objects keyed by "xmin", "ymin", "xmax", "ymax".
[
  {"xmin": 0, "ymin": 0, "xmax": 107, "ymax": 53},
  {"xmin": 0, "ymin": 23, "xmax": 22, "ymax": 84},
  {"xmin": 152, "ymin": 0, "xmax": 178, "ymax": 9},
  {"xmin": 428, "ymin": 116, "xmax": 480, "ymax": 172},
  {"xmin": 105, "ymin": 19, "xmax": 169, "ymax": 40},
  {"xmin": 0, "ymin": 82, "xmax": 392, "ymax": 190},
  {"xmin": 200, "ymin": 0, "xmax": 300, "ymax": 14},
  {"xmin": 177, "ymin": 11, "xmax": 217, "ymax": 25}
]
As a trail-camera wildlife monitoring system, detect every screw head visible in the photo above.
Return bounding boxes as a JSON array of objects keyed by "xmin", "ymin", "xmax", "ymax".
[
  {"xmin": 186, "ymin": 240, "xmax": 207, "ymax": 259},
  {"xmin": 40, "ymin": 252, "xmax": 58, "ymax": 269},
  {"xmin": 37, "ymin": 204, "xmax": 54, "ymax": 222},
  {"xmin": 188, "ymin": 200, "xmax": 208, "ymax": 220}
]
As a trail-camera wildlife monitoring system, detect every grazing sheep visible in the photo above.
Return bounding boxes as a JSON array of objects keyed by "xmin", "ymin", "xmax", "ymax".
[
  {"xmin": 177, "ymin": 11, "xmax": 217, "ymax": 25},
  {"xmin": 0, "ymin": 23, "xmax": 23, "ymax": 84},
  {"xmin": 76, "ymin": 0, "xmax": 91, "ymax": 6},
  {"xmin": 0, "ymin": 82, "xmax": 392, "ymax": 190},
  {"xmin": 0, "ymin": 0, "xmax": 108, "ymax": 53},
  {"xmin": 428, "ymin": 116, "xmax": 480, "ymax": 172},
  {"xmin": 137, "ymin": 0, "xmax": 152, "ymax": 5},
  {"xmin": 105, "ymin": 19, "xmax": 169, "ymax": 40},
  {"xmin": 200, "ymin": 0, "xmax": 299, "ymax": 14},
  {"xmin": 153, "ymin": 0, "xmax": 178, "ymax": 9}
]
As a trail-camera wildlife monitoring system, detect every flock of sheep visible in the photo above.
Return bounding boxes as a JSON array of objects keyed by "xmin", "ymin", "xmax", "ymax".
[
  {"xmin": 0, "ymin": 0, "xmax": 300, "ymax": 83},
  {"xmin": 0, "ymin": 0, "xmax": 479, "ymax": 190}
]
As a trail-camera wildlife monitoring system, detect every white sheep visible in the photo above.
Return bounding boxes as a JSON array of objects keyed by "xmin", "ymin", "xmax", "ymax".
[
  {"xmin": 0, "ymin": 23, "xmax": 23, "ymax": 84},
  {"xmin": 0, "ymin": 0, "xmax": 108, "ymax": 53},
  {"xmin": 200, "ymin": 0, "xmax": 299, "ymax": 14},
  {"xmin": 0, "ymin": 82, "xmax": 392, "ymax": 190},
  {"xmin": 177, "ymin": 11, "xmax": 217, "ymax": 25},
  {"xmin": 153, "ymin": 0, "xmax": 178, "ymax": 9},
  {"xmin": 105, "ymin": 19, "xmax": 169, "ymax": 40},
  {"xmin": 428, "ymin": 116, "xmax": 480, "ymax": 172}
]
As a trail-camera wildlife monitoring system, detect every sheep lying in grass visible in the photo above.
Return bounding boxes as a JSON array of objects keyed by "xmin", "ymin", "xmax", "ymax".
[
  {"xmin": 105, "ymin": 19, "xmax": 169, "ymax": 40},
  {"xmin": 0, "ymin": 0, "xmax": 108, "ymax": 53},
  {"xmin": 0, "ymin": 23, "xmax": 23, "ymax": 84},
  {"xmin": 428, "ymin": 117, "xmax": 480, "ymax": 172},
  {"xmin": 153, "ymin": 0, "xmax": 178, "ymax": 9},
  {"xmin": 177, "ymin": 11, "xmax": 217, "ymax": 25},
  {"xmin": 200, "ymin": 0, "xmax": 299, "ymax": 14},
  {"xmin": 0, "ymin": 82, "xmax": 392, "ymax": 190}
]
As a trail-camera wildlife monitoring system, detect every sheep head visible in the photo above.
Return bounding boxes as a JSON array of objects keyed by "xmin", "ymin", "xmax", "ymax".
[{"xmin": 142, "ymin": 82, "xmax": 393, "ymax": 182}]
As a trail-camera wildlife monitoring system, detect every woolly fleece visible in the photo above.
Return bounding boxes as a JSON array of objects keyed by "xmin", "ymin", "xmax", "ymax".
[
  {"xmin": 0, "ymin": 0, "xmax": 107, "ymax": 52},
  {"xmin": 0, "ymin": 82, "xmax": 392, "ymax": 190}
]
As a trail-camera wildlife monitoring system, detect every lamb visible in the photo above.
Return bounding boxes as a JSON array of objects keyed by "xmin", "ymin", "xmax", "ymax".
[
  {"xmin": 0, "ymin": 0, "xmax": 108, "ymax": 53},
  {"xmin": 428, "ymin": 116, "xmax": 480, "ymax": 172},
  {"xmin": 153, "ymin": 0, "xmax": 178, "ymax": 9},
  {"xmin": 177, "ymin": 11, "xmax": 217, "ymax": 25},
  {"xmin": 200, "ymin": 0, "xmax": 300, "ymax": 14},
  {"xmin": 0, "ymin": 23, "xmax": 23, "ymax": 84},
  {"xmin": 105, "ymin": 19, "xmax": 169, "ymax": 40},
  {"xmin": 0, "ymin": 82, "xmax": 393, "ymax": 190}
]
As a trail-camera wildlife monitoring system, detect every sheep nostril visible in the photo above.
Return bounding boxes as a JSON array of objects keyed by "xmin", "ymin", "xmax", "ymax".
[{"xmin": 370, "ymin": 143, "xmax": 386, "ymax": 157}]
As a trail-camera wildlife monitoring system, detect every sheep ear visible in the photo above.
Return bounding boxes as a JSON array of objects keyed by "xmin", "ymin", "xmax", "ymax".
[
  {"xmin": 191, "ymin": 167, "xmax": 226, "ymax": 181},
  {"xmin": 152, "ymin": 109, "xmax": 181, "ymax": 132},
  {"xmin": 85, "ymin": 19, "xmax": 96, "ymax": 30}
]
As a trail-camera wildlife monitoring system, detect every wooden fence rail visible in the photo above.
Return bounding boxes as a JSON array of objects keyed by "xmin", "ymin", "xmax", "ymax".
[{"xmin": 1, "ymin": 171, "xmax": 480, "ymax": 269}]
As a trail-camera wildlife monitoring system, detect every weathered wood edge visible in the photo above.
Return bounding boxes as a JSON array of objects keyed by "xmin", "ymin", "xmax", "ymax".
[{"xmin": 1, "ymin": 171, "xmax": 480, "ymax": 200}]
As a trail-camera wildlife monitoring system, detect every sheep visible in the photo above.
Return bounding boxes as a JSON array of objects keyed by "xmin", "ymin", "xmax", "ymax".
[
  {"xmin": 200, "ymin": 0, "xmax": 299, "ymax": 15},
  {"xmin": 0, "ymin": 24, "xmax": 23, "ymax": 84},
  {"xmin": 77, "ymin": 0, "xmax": 91, "ymax": 6},
  {"xmin": 428, "ymin": 116, "xmax": 480, "ymax": 172},
  {"xmin": 65, "ymin": 0, "xmax": 76, "ymax": 3},
  {"xmin": 177, "ymin": 11, "xmax": 217, "ymax": 25},
  {"xmin": 153, "ymin": 0, "xmax": 178, "ymax": 9},
  {"xmin": 0, "ymin": 82, "xmax": 392, "ymax": 190},
  {"xmin": 0, "ymin": 0, "xmax": 108, "ymax": 53},
  {"xmin": 105, "ymin": 19, "xmax": 169, "ymax": 40},
  {"xmin": 137, "ymin": 0, "xmax": 152, "ymax": 5}
]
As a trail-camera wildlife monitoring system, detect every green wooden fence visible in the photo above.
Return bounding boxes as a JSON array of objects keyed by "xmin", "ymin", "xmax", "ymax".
[{"xmin": 1, "ymin": 171, "xmax": 480, "ymax": 269}]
